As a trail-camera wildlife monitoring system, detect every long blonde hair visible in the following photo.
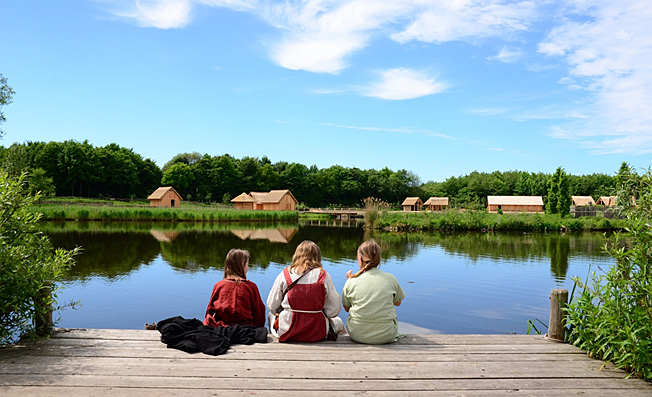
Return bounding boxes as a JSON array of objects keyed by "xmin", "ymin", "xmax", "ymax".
[
  {"xmin": 349, "ymin": 240, "xmax": 381, "ymax": 278},
  {"xmin": 224, "ymin": 249, "xmax": 249, "ymax": 283},
  {"xmin": 290, "ymin": 240, "xmax": 323, "ymax": 273}
]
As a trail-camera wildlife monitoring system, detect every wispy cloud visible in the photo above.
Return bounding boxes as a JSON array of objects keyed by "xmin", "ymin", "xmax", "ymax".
[
  {"xmin": 321, "ymin": 123, "xmax": 454, "ymax": 140},
  {"xmin": 539, "ymin": 0, "xmax": 652, "ymax": 153},
  {"xmin": 362, "ymin": 68, "xmax": 445, "ymax": 100},
  {"xmin": 487, "ymin": 46, "xmax": 522, "ymax": 63}
]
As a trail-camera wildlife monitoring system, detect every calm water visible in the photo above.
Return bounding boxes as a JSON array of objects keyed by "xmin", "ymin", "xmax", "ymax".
[{"xmin": 42, "ymin": 221, "xmax": 613, "ymax": 335}]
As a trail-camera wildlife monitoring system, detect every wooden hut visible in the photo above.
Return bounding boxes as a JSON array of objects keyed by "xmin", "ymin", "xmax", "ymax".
[
  {"xmin": 424, "ymin": 197, "xmax": 449, "ymax": 211},
  {"xmin": 401, "ymin": 197, "xmax": 423, "ymax": 212},
  {"xmin": 147, "ymin": 187, "xmax": 183, "ymax": 208},
  {"xmin": 231, "ymin": 192, "xmax": 256, "ymax": 210},
  {"xmin": 487, "ymin": 196, "xmax": 543, "ymax": 213},
  {"xmin": 238, "ymin": 190, "xmax": 298, "ymax": 211},
  {"xmin": 597, "ymin": 196, "xmax": 617, "ymax": 207},
  {"xmin": 572, "ymin": 196, "xmax": 596, "ymax": 206}
]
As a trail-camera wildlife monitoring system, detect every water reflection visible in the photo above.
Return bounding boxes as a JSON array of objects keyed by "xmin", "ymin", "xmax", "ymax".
[{"xmin": 41, "ymin": 221, "xmax": 613, "ymax": 333}]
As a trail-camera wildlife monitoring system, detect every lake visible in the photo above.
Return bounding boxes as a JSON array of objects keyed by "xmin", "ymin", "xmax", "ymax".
[{"xmin": 42, "ymin": 220, "xmax": 613, "ymax": 335}]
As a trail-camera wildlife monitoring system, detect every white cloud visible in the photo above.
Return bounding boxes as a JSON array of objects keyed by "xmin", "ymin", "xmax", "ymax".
[
  {"xmin": 321, "ymin": 122, "xmax": 455, "ymax": 140},
  {"xmin": 363, "ymin": 68, "xmax": 446, "ymax": 100},
  {"xmin": 539, "ymin": 0, "xmax": 652, "ymax": 153},
  {"xmin": 487, "ymin": 46, "xmax": 522, "ymax": 63},
  {"xmin": 391, "ymin": 0, "xmax": 538, "ymax": 43},
  {"xmin": 111, "ymin": 0, "xmax": 194, "ymax": 29}
]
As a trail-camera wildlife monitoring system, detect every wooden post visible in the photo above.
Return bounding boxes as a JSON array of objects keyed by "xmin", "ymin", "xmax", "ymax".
[
  {"xmin": 34, "ymin": 284, "xmax": 53, "ymax": 337},
  {"xmin": 547, "ymin": 289, "xmax": 568, "ymax": 341}
]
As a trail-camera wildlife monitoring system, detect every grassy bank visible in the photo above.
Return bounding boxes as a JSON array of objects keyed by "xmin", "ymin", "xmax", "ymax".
[
  {"xmin": 31, "ymin": 200, "xmax": 298, "ymax": 222},
  {"xmin": 376, "ymin": 210, "xmax": 626, "ymax": 231}
]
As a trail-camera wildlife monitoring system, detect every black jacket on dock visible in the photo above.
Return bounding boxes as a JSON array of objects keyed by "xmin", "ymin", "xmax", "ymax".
[{"xmin": 157, "ymin": 316, "xmax": 268, "ymax": 356}]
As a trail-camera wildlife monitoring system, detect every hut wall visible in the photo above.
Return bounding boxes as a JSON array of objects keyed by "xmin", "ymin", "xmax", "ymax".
[
  {"xmin": 487, "ymin": 204, "xmax": 543, "ymax": 213},
  {"xmin": 234, "ymin": 202, "xmax": 254, "ymax": 210},
  {"xmin": 279, "ymin": 195, "xmax": 297, "ymax": 210},
  {"xmin": 150, "ymin": 190, "xmax": 181, "ymax": 207}
]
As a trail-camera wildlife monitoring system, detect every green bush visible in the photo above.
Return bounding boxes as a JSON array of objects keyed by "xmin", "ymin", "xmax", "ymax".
[
  {"xmin": 565, "ymin": 166, "xmax": 652, "ymax": 380},
  {"xmin": 0, "ymin": 173, "xmax": 79, "ymax": 345}
]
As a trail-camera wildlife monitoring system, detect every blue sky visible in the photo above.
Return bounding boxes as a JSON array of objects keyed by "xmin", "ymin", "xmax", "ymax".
[{"xmin": 1, "ymin": 0, "xmax": 650, "ymax": 183}]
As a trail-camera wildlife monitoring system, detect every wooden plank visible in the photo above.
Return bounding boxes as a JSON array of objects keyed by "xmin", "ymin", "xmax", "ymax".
[
  {"xmin": 0, "ymin": 359, "xmax": 630, "ymax": 379},
  {"xmin": 2, "ymin": 386, "xmax": 652, "ymax": 397},
  {"xmin": 2, "ymin": 376, "xmax": 652, "ymax": 392}
]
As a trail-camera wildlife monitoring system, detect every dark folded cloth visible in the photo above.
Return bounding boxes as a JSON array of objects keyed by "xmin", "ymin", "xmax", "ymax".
[{"xmin": 157, "ymin": 316, "xmax": 267, "ymax": 356}]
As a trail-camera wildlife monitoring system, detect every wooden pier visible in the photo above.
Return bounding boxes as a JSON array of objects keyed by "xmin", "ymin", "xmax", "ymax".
[
  {"xmin": 303, "ymin": 208, "xmax": 363, "ymax": 220},
  {"xmin": 1, "ymin": 328, "xmax": 650, "ymax": 396}
]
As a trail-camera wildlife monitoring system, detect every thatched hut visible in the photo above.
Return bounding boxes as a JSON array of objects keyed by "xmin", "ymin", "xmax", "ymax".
[
  {"xmin": 597, "ymin": 196, "xmax": 617, "ymax": 207},
  {"xmin": 487, "ymin": 196, "xmax": 543, "ymax": 213},
  {"xmin": 231, "ymin": 192, "xmax": 256, "ymax": 210},
  {"xmin": 424, "ymin": 197, "xmax": 449, "ymax": 211},
  {"xmin": 572, "ymin": 196, "xmax": 596, "ymax": 206},
  {"xmin": 401, "ymin": 197, "xmax": 423, "ymax": 212},
  {"xmin": 147, "ymin": 187, "xmax": 183, "ymax": 208}
]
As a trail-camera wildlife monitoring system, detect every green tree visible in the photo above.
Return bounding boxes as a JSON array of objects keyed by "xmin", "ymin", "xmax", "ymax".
[
  {"xmin": 161, "ymin": 162, "xmax": 194, "ymax": 199},
  {"xmin": 547, "ymin": 167, "xmax": 570, "ymax": 215},
  {"xmin": 0, "ymin": 172, "xmax": 78, "ymax": 344},
  {"xmin": 0, "ymin": 73, "xmax": 15, "ymax": 139}
]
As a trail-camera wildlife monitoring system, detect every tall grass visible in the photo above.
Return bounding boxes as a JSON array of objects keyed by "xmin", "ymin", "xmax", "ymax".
[
  {"xmin": 376, "ymin": 210, "xmax": 625, "ymax": 231},
  {"xmin": 31, "ymin": 203, "xmax": 298, "ymax": 222}
]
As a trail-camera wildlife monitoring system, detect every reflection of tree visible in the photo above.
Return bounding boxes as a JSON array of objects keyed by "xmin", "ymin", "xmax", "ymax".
[
  {"xmin": 548, "ymin": 234, "xmax": 570, "ymax": 280},
  {"xmin": 46, "ymin": 231, "xmax": 160, "ymax": 281}
]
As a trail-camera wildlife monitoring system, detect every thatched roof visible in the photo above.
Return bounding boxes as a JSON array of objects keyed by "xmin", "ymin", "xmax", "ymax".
[
  {"xmin": 260, "ymin": 190, "xmax": 298, "ymax": 204},
  {"xmin": 487, "ymin": 196, "xmax": 543, "ymax": 206},
  {"xmin": 572, "ymin": 196, "xmax": 595, "ymax": 206},
  {"xmin": 249, "ymin": 192, "xmax": 270, "ymax": 202},
  {"xmin": 424, "ymin": 197, "xmax": 449, "ymax": 206},
  {"xmin": 231, "ymin": 192, "xmax": 255, "ymax": 203},
  {"xmin": 401, "ymin": 197, "xmax": 423, "ymax": 206},
  {"xmin": 147, "ymin": 186, "xmax": 182, "ymax": 200},
  {"xmin": 597, "ymin": 196, "xmax": 617, "ymax": 206}
]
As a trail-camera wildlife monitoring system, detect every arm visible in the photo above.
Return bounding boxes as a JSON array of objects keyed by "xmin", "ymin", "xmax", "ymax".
[
  {"xmin": 266, "ymin": 273, "xmax": 286, "ymax": 314},
  {"xmin": 251, "ymin": 283, "xmax": 267, "ymax": 328}
]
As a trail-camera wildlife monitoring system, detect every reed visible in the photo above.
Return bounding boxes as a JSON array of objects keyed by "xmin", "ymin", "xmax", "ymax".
[
  {"xmin": 377, "ymin": 210, "xmax": 625, "ymax": 231},
  {"xmin": 31, "ymin": 203, "xmax": 298, "ymax": 222}
]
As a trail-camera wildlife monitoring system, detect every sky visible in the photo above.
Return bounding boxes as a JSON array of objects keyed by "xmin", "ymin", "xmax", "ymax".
[{"xmin": 1, "ymin": 0, "xmax": 650, "ymax": 183}]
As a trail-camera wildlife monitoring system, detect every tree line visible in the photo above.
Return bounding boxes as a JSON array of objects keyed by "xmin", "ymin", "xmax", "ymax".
[{"xmin": 0, "ymin": 140, "xmax": 620, "ymax": 208}]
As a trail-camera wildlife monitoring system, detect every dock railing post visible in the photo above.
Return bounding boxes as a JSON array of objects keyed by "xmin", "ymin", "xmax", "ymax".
[{"xmin": 547, "ymin": 288, "xmax": 568, "ymax": 341}]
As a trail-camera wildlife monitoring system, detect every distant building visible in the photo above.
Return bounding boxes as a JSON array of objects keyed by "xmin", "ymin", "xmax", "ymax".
[
  {"xmin": 597, "ymin": 196, "xmax": 617, "ymax": 207},
  {"xmin": 231, "ymin": 192, "xmax": 256, "ymax": 210},
  {"xmin": 487, "ymin": 196, "xmax": 543, "ymax": 213},
  {"xmin": 571, "ymin": 196, "xmax": 596, "ymax": 206},
  {"xmin": 147, "ymin": 186, "xmax": 183, "ymax": 208},
  {"xmin": 424, "ymin": 197, "xmax": 449, "ymax": 211},
  {"xmin": 401, "ymin": 197, "xmax": 423, "ymax": 212},
  {"xmin": 231, "ymin": 189, "xmax": 298, "ymax": 211}
]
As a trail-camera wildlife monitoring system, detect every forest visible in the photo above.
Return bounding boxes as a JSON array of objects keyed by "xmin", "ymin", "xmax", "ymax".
[{"xmin": 0, "ymin": 140, "xmax": 618, "ymax": 208}]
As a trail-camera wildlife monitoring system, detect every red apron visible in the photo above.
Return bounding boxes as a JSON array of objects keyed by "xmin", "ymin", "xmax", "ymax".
[{"xmin": 279, "ymin": 268, "xmax": 327, "ymax": 342}]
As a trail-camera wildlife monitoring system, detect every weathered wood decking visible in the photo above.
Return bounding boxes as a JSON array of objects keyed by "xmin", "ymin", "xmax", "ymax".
[{"xmin": 1, "ymin": 329, "xmax": 650, "ymax": 396}]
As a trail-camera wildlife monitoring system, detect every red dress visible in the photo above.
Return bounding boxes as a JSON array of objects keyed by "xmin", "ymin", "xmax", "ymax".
[
  {"xmin": 279, "ymin": 268, "xmax": 327, "ymax": 342},
  {"xmin": 203, "ymin": 279, "xmax": 266, "ymax": 328}
]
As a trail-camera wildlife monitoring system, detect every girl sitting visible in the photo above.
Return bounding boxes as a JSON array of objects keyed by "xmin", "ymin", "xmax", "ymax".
[
  {"xmin": 203, "ymin": 249, "xmax": 266, "ymax": 328},
  {"xmin": 342, "ymin": 240, "xmax": 405, "ymax": 344},
  {"xmin": 267, "ymin": 240, "xmax": 344, "ymax": 342}
]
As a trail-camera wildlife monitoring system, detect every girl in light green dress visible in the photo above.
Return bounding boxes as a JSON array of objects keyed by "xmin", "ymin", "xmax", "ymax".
[{"xmin": 342, "ymin": 240, "xmax": 405, "ymax": 344}]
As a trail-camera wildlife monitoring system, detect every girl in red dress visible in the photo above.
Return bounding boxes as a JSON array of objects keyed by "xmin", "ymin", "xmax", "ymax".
[
  {"xmin": 266, "ymin": 240, "xmax": 344, "ymax": 342},
  {"xmin": 203, "ymin": 249, "xmax": 266, "ymax": 328}
]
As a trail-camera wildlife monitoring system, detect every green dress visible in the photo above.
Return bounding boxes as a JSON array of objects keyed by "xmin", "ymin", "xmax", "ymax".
[{"xmin": 342, "ymin": 268, "xmax": 406, "ymax": 344}]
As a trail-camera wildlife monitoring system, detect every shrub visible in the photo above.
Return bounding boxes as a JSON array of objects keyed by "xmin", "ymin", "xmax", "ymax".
[
  {"xmin": 565, "ymin": 166, "xmax": 652, "ymax": 380},
  {"xmin": 0, "ymin": 172, "xmax": 78, "ymax": 345}
]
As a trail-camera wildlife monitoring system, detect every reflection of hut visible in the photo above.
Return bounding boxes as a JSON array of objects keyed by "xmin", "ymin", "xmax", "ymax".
[
  {"xmin": 149, "ymin": 230, "xmax": 180, "ymax": 243},
  {"xmin": 424, "ymin": 197, "xmax": 449, "ymax": 211},
  {"xmin": 148, "ymin": 186, "xmax": 183, "ymax": 208},
  {"xmin": 401, "ymin": 197, "xmax": 423, "ymax": 212},
  {"xmin": 572, "ymin": 196, "xmax": 595, "ymax": 206},
  {"xmin": 487, "ymin": 196, "xmax": 543, "ymax": 213},
  {"xmin": 597, "ymin": 196, "xmax": 617, "ymax": 207},
  {"xmin": 231, "ymin": 192, "xmax": 256, "ymax": 210},
  {"xmin": 230, "ymin": 228, "xmax": 297, "ymax": 243},
  {"xmin": 234, "ymin": 190, "xmax": 298, "ymax": 211}
]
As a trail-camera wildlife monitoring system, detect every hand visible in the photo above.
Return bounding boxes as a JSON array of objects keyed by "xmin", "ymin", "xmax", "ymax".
[{"xmin": 346, "ymin": 270, "xmax": 353, "ymax": 278}]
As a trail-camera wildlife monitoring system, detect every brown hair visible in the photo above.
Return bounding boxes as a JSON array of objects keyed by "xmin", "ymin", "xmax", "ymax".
[
  {"xmin": 349, "ymin": 240, "xmax": 381, "ymax": 278},
  {"xmin": 224, "ymin": 249, "xmax": 250, "ymax": 282},
  {"xmin": 290, "ymin": 240, "xmax": 323, "ymax": 273}
]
